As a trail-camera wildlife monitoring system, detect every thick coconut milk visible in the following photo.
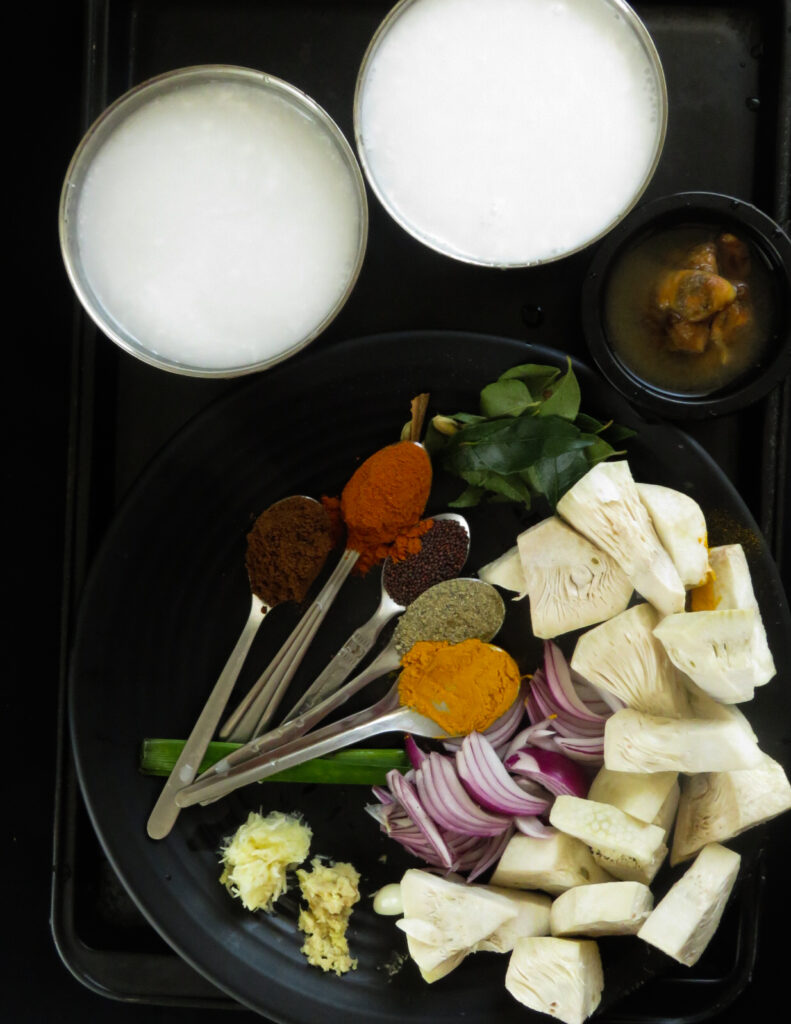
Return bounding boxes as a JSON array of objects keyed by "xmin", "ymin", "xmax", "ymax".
[
  {"xmin": 356, "ymin": 0, "xmax": 663, "ymax": 265},
  {"xmin": 75, "ymin": 78, "xmax": 364, "ymax": 370}
]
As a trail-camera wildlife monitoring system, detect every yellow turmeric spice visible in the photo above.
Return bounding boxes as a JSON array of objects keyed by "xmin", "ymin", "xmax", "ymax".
[{"xmin": 398, "ymin": 638, "xmax": 521, "ymax": 736}]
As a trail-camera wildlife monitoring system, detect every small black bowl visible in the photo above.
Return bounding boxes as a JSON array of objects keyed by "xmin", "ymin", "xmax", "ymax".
[{"xmin": 581, "ymin": 191, "xmax": 791, "ymax": 419}]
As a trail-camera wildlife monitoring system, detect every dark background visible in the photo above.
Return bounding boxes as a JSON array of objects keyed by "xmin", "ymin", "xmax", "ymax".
[{"xmin": 10, "ymin": 2, "xmax": 790, "ymax": 1022}]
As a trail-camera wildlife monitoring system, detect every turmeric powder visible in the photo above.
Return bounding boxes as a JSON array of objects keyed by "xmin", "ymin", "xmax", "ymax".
[{"xmin": 398, "ymin": 638, "xmax": 521, "ymax": 736}]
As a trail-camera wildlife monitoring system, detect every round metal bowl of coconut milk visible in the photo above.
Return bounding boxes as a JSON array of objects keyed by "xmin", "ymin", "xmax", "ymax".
[
  {"xmin": 354, "ymin": 0, "xmax": 667, "ymax": 268},
  {"xmin": 59, "ymin": 65, "xmax": 368, "ymax": 378}
]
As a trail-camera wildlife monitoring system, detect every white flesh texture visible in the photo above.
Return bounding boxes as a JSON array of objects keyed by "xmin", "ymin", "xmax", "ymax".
[
  {"xmin": 478, "ymin": 544, "xmax": 527, "ymax": 597},
  {"xmin": 505, "ymin": 937, "xmax": 603, "ymax": 1024},
  {"xmin": 636, "ymin": 482, "xmax": 710, "ymax": 588},
  {"xmin": 604, "ymin": 708, "xmax": 763, "ymax": 774},
  {"xmin": 476, "ymin": 887, "xmax": 552, "ymax": 952},
  {"xmin": 571, "ymin": 603, "xmax": 689, "ymax": 717},
  {"xmin": 490, "ymin": 832, "xmax": 613, "ymax": 895},
  {"xmin": 550, "ymin": 881, "xmax": 653, "ymax": 937},
  {"xmin": 637, "ymin": 843, "xmax": 741, "ymax": 966},
  {"xmin": 516, "ymin": 516, "xmax": 632, "ymax": 638},
  {"xmin": 704, "ymin": 545, "xmax": 775, "ymax": 687},
  {"xmin": 549, "ymin": 795, "xmax": 668, "ymax": 885},
  {"xmin": 588, "ymin": 766, "xmax": 679, "ymax": 829},
  {"xmin": 653, "ymin": 609, "xmax": 758, "ymax": 703},
  {"xmin": 556, "ymin": 461, "xmax": 685, "ymax": 616},
  {"xmin": 653, "ymin": 780, "xmax": 681, "ymax": 837},
  {"xmin": 684, "ymin": 682, "xmax": 757, "ymax": 742},
  {"xmin": 671, "ymin": 753, "xmax": 791, "ymax": 865},
  {"xmin": 397, "ymin": 869, "xmax": 517, "ymax": 972}
]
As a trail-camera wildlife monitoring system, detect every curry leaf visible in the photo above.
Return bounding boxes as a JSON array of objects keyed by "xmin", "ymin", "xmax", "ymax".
[
  {"xmin": 529, "ymin": 447, "xmax": 592, "ymax": 506},
  {"xmin": 448, "ymin": 484, "xmax": 486, "ymax": 507},
  {"xmin": 535, "ymin": 359, "xmax": 581, "ymax": 421},
  {"xmin": 443, "ymin": 415, "xmax": 591, "ymax": 477},
  {"xmin": 480, "ymin": 378, "xmax": 535, "ymax": 417}
]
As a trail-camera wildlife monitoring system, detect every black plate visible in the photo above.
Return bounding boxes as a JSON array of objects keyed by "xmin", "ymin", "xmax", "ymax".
[{"xmin": 69, "ymin": 332, "xmax": 790, "ymax": 1022}]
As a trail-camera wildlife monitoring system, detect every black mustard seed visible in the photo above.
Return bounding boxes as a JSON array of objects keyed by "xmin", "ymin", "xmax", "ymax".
[{"xmin": 383, "ymin": 518, "xmax": 469, "ymax": 607}]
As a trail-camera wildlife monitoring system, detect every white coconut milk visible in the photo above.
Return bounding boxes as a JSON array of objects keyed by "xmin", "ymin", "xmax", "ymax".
[
  {"xmin": 75, "ymin": 79, "xmax": 363, "ymax": 370},
  {"xmin": 357, "ymin": 0, "xmax": 663, "ymax": 265}
]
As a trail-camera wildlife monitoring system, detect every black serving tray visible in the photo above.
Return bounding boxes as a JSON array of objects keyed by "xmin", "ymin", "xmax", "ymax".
[{"xmin": 53, "ymin": 0, "xmax": 791, "ymax": 1017}]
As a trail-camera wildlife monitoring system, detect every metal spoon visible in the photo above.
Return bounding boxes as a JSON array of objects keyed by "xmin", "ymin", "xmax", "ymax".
[
  {"xmin": 281, "ymin": 512, "xmax": 471, "ymax": 723},
  {"xmin": 146, "ymin": 495, "xmax": 325, "ymax": 840},
  {"xmin": 189, "ymin": 577, "xmax": 504, "ymax": 797},
  {"xmin": 175, "ymin": 682, "xmax": 449, "ymax": 808}
]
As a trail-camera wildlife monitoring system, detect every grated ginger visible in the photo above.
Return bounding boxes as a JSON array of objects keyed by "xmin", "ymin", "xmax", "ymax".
[
  {"xmin": 297, "ymin": 859, "xmax": 361, "ymax": 975},
  {"xmin": 219, "ymin": 810, "xmax": 311, "ymax": 912}
]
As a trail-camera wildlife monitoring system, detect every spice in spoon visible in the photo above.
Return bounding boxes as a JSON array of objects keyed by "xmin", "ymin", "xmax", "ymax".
[
  {"xmin": 392, "ymin": 578, "xmax": 505, "ymax": 654},
  {"xmin": 398, "ymin": 638, "xmax": 521, "ymax": 735},
  {"xmin": 245, "ymin": 496, "xmax": 334, "ymax": 607},
  {"xmin": 382, "ymin": 517, "xmax": 469, "ymax": 607},
  {"xmin": 339, "ymin": 440, "xmax": 433, "ymax": 575}
]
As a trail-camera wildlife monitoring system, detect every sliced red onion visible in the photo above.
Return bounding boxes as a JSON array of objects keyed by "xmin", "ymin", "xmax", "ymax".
[
  {"xmin": 371, "ymin": 785, "xmax": 394, "ymax": 806},
  {"xmin": 416, "ymin": 753, "xmax": 512, "ymax": 836},
  {"xmin": 574, "ymin": 674, "xmax": 625, "ymax": 715},
  {"xmin": 506, "ymin": 720, "xmax": 560, "ymax": 758},
  {"xmin": 514, "ymin": 816, "xmax": 557, "ymax": 838},
  {"xmin": 506, "ymin": 747, "xmax": 590, "ymax": 798},
  {"xmin": 467, "ymin": 827, "xmax": 515, "ymax": 883},
  {"xmin": 404, "ymin": 734, "xmax": 427, "ymax": 770},
  {"xmin": 554, "ymin": 736, "xmax": 605, "ymax": 765},
  {"xmin": 543, "ymin": 640, "xmax": 608, "ymax": 723},
  {"xmin": 387, "ymin": 769, "xmax": 455, "ymax": 869},
  {"xmin": 456, "ymin": 733, "xmax": 550, "ymax": 817}
]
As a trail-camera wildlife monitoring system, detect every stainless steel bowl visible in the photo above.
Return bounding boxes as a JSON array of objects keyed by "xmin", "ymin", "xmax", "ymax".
[
  {"xmin": 60, "ymin": 65, "xmax": 368, "ymax": 378},
  {"xmin": 354, "ymin": 0, "xmax": 668, "ymax": 269}
]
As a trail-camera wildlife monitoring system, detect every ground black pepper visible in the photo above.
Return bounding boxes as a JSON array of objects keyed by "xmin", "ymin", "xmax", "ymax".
[
  {"xmin": 382, "ymin": 518, "xmax": 469, "ymax": 607},
  {"xmin": 245, "ymin": 496, "xmax": 334, "ymax": 607}
]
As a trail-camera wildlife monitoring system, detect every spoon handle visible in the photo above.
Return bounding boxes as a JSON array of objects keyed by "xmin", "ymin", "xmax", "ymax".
[
  {"xmin": 176, "ymin": 689, "xmax": 409, "ymax": 807},
  {"xmin": 221, "ymin": 547, "xmax": 359, "ymax": 742},
  {"xmin": 282, "ymin": 598, "xmax": 397, "ymax": 721},
  {"xmin": 146, "ymin": 593, "xmax": 267, "ymax": 839},
  {"xmin": 190, "ymin": 644, "xmax": 403, "ymax": 791}
]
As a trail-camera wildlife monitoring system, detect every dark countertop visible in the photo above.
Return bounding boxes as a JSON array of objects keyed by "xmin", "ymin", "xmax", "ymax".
[{"xmin": 13, "ymin": 2, "xmax": 790, "ymax": 1021}]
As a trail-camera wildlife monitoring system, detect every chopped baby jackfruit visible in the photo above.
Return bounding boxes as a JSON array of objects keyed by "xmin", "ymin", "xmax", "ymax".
[
  {"xmin": 638, "ymin": 843, "xmax": 740, "ymax": 966},
  {"xmin": 490, "ymin": 832, "xmax": 613, "ymax": 895},
  {"xmin": 556, "ymin": 461, "xmax": 685, "ymax": 616},
  {"xmin": 550, "ymin": 881, "xmax": 653, "ymax": 937},
  {"xmin": 506, "ymin": 936, "xmax": 604, "ymax": 1024},
  {"xmin": 671, "ymin": 753, "xmax": 791, "ymax": 865},
  {"xmin": 549, "ymin": 795, "xmax": 668, "ymax": 885},
  {"xmin": 571, "ymin": 603, "xmax": 689, "ymax": 718},
  {"xmin": 603, "ymin": 708, "xmax": 763, "ymax": 774},
  {"xmin": 516, "ymin": 516, "xmax": 632, "ymax": 638}
]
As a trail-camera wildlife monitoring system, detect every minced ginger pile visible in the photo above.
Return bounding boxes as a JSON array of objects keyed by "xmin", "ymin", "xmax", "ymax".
[
  {"xmin": 219, "ymin": 810, "xmax": 360, "ymax": 975},
  {"xmin": 297, "ymin": 859, "xmax": 361, "ymax": 975}
]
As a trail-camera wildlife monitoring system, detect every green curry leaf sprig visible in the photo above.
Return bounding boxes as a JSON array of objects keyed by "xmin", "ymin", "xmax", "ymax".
[{"xmin": 424, "ymin": 360, "xmax": 635, "ymax": 509}]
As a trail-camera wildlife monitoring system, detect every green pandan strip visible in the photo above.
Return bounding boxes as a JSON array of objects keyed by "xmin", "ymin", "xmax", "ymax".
[{"xmin": 139, "ymin": 739, "xmax": 410, "ymax": 784}]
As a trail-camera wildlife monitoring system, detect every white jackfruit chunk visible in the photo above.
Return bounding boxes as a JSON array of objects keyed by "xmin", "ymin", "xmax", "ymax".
[
  {"xmin": 636, "ymin": 483, "xmax": 709, "ymax": 588},
  {"xmin": 572, "ymin": 603, "xmax": 689, "ymax": 717},
  {"xmin": 478, "ymin": 544, "xmax": 527, "ymax": 597},
  {"xmin": 654, "ymin": 609, "xmax": 761, "ymax": 703},
  {"xmin": 476, "ymin": 887, "xmax": 552, "ymax": 952},
  {"xmin": 516, "ymin": 516, "xmax": 632, "ymax": 638},
  {"xmin": 638, "ymin": 843, "xmax": 741, "ymax": 966},
  {"xmin": 490, "ymin": 832, "xmax": 613, "ymax": 895},
  {"xmin": 671, "ymin": 753, "xmax": 791, "ymax": 865},
  {"xmin": 696, "ymin": 545, "xmax": 775, "ymax": 687},
  {"xmin": 550, "ymin": 881, "xmax": 653, "ymax": 937},
  {"xmin": 396, "ymin": 870, "xmax": 517, "ymax": 978},
  {"xmin": 505, "ymin": 937, "xmax": 603, "ymax": 1024},
  {"xmin": 588, "ymin": 766, "xmax": 679, "ymax": 833},
  {"xmin": 556, "ymin": 461, "xmax": 685, "ymax": 616},
  {"xmin": 549, "ymin": 795, "xmax": 667, "ymax": 885},
  {"xmin": 604, "ymin": 708, "xmax": 762, "ymax": 774},
  {"xmin": 685, "ymin": 682, "xmax": 757, "ymax": 742}
]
